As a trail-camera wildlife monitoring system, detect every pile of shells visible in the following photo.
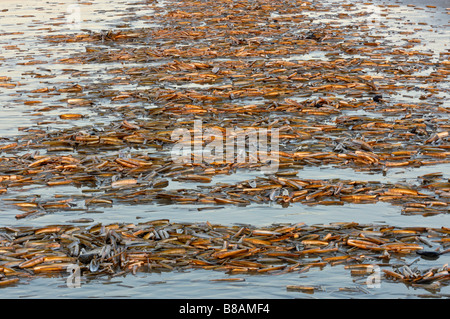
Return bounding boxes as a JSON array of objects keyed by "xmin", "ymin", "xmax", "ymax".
[{"xmin": 0, "ymin": 219, "xmax": 449, "ymax": 289}]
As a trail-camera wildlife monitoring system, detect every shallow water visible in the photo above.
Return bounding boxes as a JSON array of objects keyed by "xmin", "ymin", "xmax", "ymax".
[{"xmin": 0, "ymin": 0, "xmax": 449, "ymax": 299}]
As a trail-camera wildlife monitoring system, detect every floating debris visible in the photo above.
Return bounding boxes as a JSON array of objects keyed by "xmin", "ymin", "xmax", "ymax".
[
  {"xmin": 0, "ymin": 220, "xmax": 449, "ymax": 289},
  {"xmin": 0, "ymin": 0, "xmax": 448, "ymax": 220},
  {"xmin": 0, "ymin": 0, "xmax": 449, "ymax": 297},
  {"xmin": 383, "ymin": 264, "xmax": 450, "ymax": 288}
]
